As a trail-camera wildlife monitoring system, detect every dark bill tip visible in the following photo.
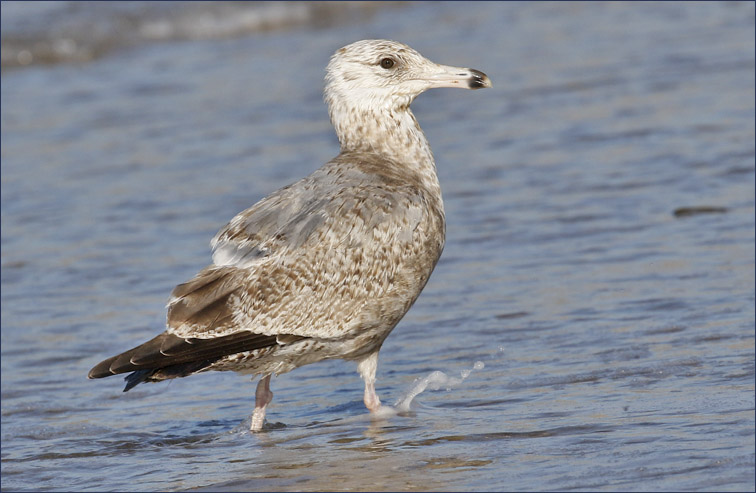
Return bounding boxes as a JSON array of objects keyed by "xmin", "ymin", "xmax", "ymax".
[{"xmin": 468, "ymin": 69, "xmax": 492, "ymax": 89}]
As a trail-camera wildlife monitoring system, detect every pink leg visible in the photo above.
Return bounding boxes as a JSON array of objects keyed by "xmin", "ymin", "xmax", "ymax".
[
  {"xmin": 250, "ymin": 374, "xmax": 273, "ymax": 432},
  {"xmin": 363, "ymin": 380, "xmax": 382, "ymax": 412},
  {"xmin": 357, "ymin": 352, "xmax": 382, "ymax": 412}
]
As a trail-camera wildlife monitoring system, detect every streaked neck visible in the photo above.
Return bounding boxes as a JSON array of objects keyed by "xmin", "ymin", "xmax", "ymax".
[{"xmin": 330, "ymin": 103, "xmax": 440, "ymax": 194}]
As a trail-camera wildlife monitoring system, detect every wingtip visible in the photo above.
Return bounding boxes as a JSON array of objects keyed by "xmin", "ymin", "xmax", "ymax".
[{"xmin": 88, "ymin": 358, "xmax": 116, "ymax": 380}]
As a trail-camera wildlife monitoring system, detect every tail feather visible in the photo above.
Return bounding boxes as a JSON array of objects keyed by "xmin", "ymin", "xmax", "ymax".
[
  {"xmin": 123, "ymin": 369, "xmax": 155, "ymax": 392},
  {"xmin": 122, "ymin": 359, "xmax": 217, "ymax": 392}
]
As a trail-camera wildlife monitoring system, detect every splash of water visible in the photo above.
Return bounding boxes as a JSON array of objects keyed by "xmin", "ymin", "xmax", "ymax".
[{"xmin": 392, "ymin": 361, "xmax": 485, "ymax": 413}]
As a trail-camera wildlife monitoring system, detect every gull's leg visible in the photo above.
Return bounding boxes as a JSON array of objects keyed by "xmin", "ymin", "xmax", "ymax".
[
  {"xmin": 357, "ymin": 351, "xmax": 382, "ymax": 412},
  {"xmin": 250, "ymin": 374, "xmax": 273, "ymax": 432}
]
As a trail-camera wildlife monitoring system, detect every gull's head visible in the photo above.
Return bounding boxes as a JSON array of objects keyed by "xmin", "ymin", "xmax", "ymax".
[{"xmin": 325, "ymin": 39, "xmax": 491, "ymax": 114}]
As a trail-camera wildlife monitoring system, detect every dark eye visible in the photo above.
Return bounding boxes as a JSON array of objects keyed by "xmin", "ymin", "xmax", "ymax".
[{"xmin": 380, "ymin": 57, "xmax": 395, "ymax": 69}]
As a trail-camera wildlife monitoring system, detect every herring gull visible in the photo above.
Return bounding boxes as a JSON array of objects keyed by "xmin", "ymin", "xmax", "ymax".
[{"xmin": 88, "ymin": 39, "xmax": 491, "ymax": 431}]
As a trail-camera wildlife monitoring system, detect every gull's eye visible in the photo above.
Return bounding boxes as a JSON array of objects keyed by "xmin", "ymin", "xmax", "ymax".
[{"xmin": 380, "ymin": 57, "xmax": 395, "ymax": 69}]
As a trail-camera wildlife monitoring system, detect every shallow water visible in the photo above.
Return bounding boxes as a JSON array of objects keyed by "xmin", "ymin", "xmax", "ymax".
[{"xmin": 2, "ymin": 1, "xmax": 754, "ymax": 491}]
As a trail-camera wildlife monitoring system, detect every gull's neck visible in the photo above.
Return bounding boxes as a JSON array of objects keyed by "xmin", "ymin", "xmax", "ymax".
[{"xmin": 329, "ymin": 99, "xmax": 441, "ymax": 196}]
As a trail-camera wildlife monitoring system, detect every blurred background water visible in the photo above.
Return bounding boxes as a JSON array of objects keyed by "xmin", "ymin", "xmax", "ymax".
[{"xmin": 1, "ymin": 1, "xmax": 754, "ymax": 491}]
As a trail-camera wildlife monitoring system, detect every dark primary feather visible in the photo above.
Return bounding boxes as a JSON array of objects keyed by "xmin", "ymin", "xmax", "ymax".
[{"xmin": 88, "ymin": 330, "xmax": 287, "ymax": 381}]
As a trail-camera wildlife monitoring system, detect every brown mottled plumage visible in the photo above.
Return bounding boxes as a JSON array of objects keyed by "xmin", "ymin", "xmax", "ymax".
[{"xmin": 88, "ymin": 39, "xmax": 491, "ymax": 431}]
